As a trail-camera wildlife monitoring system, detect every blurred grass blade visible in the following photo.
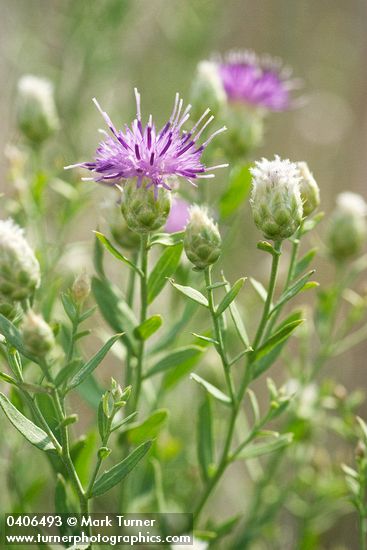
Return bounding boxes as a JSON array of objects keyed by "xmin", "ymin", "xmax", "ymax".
[
  {"xmin": 233, "ymin": 433, "xmax": 293, "ymax": 461},
  {"xmin": 120, "ymin": 409, "xmax": 168, "ymax": 445},
  {"xmin": 197, "ymin": 395, "xmax": 214, "ymax": 482},
  {"xmin": 219, "ymin": 163, "xmax": 252, "ymax": 219},
  {"xmin": 145, "ymin": 346, "xmax": 205, "ymax": 379}
]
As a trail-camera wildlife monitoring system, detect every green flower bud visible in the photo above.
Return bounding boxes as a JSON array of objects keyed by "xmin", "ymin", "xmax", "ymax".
[
  {"xmin": 71, "ymin": 271, "xmax": 91, "ymax": 304},
  {"xmin": 121, "ymin": 180, "xmax": 172, "ymax": 234},
  {"xmin": 190, "ymin": 61, "xmax": 226, "ymax": 120},
  {"xmin": 21, "ymin": 310, "xmax": 55, "ymax": 358},
  {"xmin": 0, "ymin": 219, "xmax": 40, "ymax": 301},
  {"xmin": 16, "ymin": 75, "xmax": 59, "ymax": 144},
  {"xmin": 221, "ymin": 104, "xmax": 264, "ymax": 160},
  {"xmin": 297, "ymin": 161, "xmax": 320, "ymax": 217},
  {"xmin": 328, "ymin": 192, "xmax": 367, "ymax": 262},
  {"xmin": 110, "ymin": 216, "xmax": 140, "ymax": 250},
  {"xmin": 184, "ymin": 205, "xmax": 221, "ymax": 270},
  {"xmin": 250, "ymin": 156, "xmax": 303, "ymax": 241}
]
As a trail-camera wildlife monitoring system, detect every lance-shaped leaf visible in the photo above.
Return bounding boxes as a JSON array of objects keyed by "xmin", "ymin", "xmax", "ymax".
[
  {"xmin": 91, "ymin": 440, "xmax": 152, "ymax": 497},
  {"xmin": 190, "ymin": 373, "xmax": 231, "ymax": 405},
  {"xmin": 94, "ymin": 231, "xmax": 142, "ymax": 276},
  {"xmin": 68, "ymin": 334, "xmax": 122, "ymax": 390},
  {"xmin": 294, "ymin": 248, "xmax": 317, "ymax": 279},
  {"xmin": 0, "ymin": 314, "xmax": 38, "ymax": 363},
  {"xmin": 253, "ymin": 311, "xmax": 303, "ymax": 379},
  {"xmin": 145, "ymin": 346, "xmax": 205, "ymax": 379},
  {"xmin": 215, "ymin": 278, "xmax": 246, "ymax": 317},
  {"xmin": 253, "ymin": 319, "xmax": 304, "ymax": 363},
  {"xmin": 197, "ymin": 395, "xmax": 214, "ymax": 482},
  {"xmin": 120, "ymin": 409, "xmax": 168, "ymax": 445},
  {"xmin": 0, "ymin": 392, "xmax": 56, "ymax": 452},
  {"xmin": 169, "ymin": 279, "xmax": 208, "ymax": 307},
  {"xmin": 223, "ymin": 281, "xmax": 251, "ymax": 350},
  {"xmin": 270, "ymin": 270, "xmax": 316, "ymax": 316},
  {"xmin": 149, "ymin": 231, "xmax": 184, "ymax": 248},
  {"xmin": 233, "ymin": 433, "xmax": 293, "ymax": 461},
  {"xmin": 92, "ymin": 277, "xmax": 137, "ymax": 355},
  {"xmin": 148, "ymin": 244, "xmax": 183, "ymax": 304},
  {"xmin": 134, "ymin": 315, "xmax": 163, "ymax": 341},
  {"xmin": 249, "ymin": 278, "xmax": 268, "ymax": 303}
]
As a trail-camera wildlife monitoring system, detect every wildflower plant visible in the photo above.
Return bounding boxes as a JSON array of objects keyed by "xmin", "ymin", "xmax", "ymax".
[{"xmin": 0, "ymin": 44, "xmax": 367, "ymax": 550}]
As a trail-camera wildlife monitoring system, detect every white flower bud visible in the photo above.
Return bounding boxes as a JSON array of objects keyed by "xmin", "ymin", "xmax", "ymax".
[
  {"xmin": 0, "ymin": 219, "xmax": 40, "ymax": 301},
  {"xmin": 22, "ymin": 310, "xmax": 55, "ymax": 358},
  {"xmin": 184, "ymin": 205, "xmax": 221, "ymax": 270},
  {"xmin": 297, "ymin": 161, "xmax": 320, "ymax": 216},
  {"xmin": 250, "ymin": 156, "xmax": 303, "ymax": 241},
  {"xmin": 16, "ymin": 75, "xmax": 59, "ymax": 144},
  {"xmin": 190, "ymin": 61, "xmax": 226, "ymax": 119},
  {"xmin": 328, "ymin": 192, "xmax": 367, "ymax": 261}
]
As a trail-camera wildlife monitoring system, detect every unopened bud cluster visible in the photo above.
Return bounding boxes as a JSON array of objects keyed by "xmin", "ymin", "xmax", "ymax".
[
  {"xmin": 121, "ymin": 180, "xmax": 171, "ymax": 234},
  {"xmin": 72, "ymin": 271, "xmax": 91, "ymax": 304},
  {"xmin": 297, "ymin": 161, "xmax": 320, "ymax": 217},
  {"xmin": 0, "ymin": 219, "xmax": 40, "ymax": 301},
  {"xmin": 184, "ymin": 205, "xmax": 221, "ymax": 270},
  {"xmin": 21, "ymin": 310, "xmax": 55, "ymax": 358},
  {"xmin": 16, "ymin": 75, "xmax": 59, "ymax": 144},
  {"xmin": 250, "ymin": 156, "xmax": 304, "ymax": 241},
  {"xmin": 328, "ymin": 192, "xmax": 367, "ymax": 261}
]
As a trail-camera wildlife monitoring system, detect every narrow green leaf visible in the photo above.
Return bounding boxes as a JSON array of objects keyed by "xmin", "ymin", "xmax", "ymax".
[
  {"xmin": 68, "ymin": 334, "xmax": 122, "ymax": 390},
  {"xmin": 0, "ymin": 314, "xmax": 38, "ymax": 363},
  {"xmin": 55, "ymin": 359, "xmax": 83, "ymax": 387},
  {"xmin": 91, "ymin": 441, "xmax": 152, "ymax": 497},
  {"xmin": 92, "ymin": 277, "xmax": 137, "ymax": 355},
  {"xmin": 216, "ymin": 278, "xmax": 246, "ymax": 317},
  {"xmin": 197, "ymin": 395, "xmax": 214, "ymax": 482},
  {"xmin": 270, "ymin": 270, "xmax": 316, "ymax": 315},
  {"xmin": 134, "ymin": 315, "xmax": 163, "ymax": 341},
  {"xmin": 0, "ymin": 392, "xmax": 56, "ymax": 451},
  {"xmin": 234, "ymin": 433, "xmax": 293, "ymax": 461},
  {"xmin": 149, "ymin": 231, "xmax": 184, "ymax": 248},
  {"xmin": 148, "ymin": 244, "xmax": 183, "ymax": 304},
  {"xmin": 94, "ymin": 231, "xmax": 143, "ymax": 275},
  {"xmin": 253, "ymin": 311, "xmax": 304, "ymax": 379},
  {"xmin": 94, "ymin": 230, "xmax": 105, "ymax": 278},
  {"xmin": 120, "ymin": 409, "xmax": 168, "ymax": 445},
  {"xmin": 151, "ymin": 300, "xmax": 198, "ymax": 354},
  {"xmin": 61, "ymin": 293, "xmax": 77, "ymax": 322},
  {"xmin": 257, "ymin": 241, "xmax": 280, "ymax": 256},
  {"xmin": 219, "ymin": 163, "xmax": 252, "ymax": 219},
  {"xmin": 247, "ymin": 389, "xmax": 260, "ymax": 423},
  {"xmin": 0, "ymin": 372, "xmax": 18, "ymax": 385},
  {"xmin": 162, "ymin": 346, "xmax": 205, "ymax": 390},
  {"xmin": 190, "ymin": 373, "xmax": 231, "ymax": 405},
  {"xmin": 169, "ymin": 279, "xmax": 208, "ymax": 307},
  {"xmin": 223, "ymin": 279, "xmax": 251, "ymax": 349},
  {"xmin": 192, "ymin": 333, "xmax": 219, "ymax": 346},
  {"xmin": 111, "ymin": 411, "xmax": 138, "ymax": 432},
  {"xmin": 253, "ymin": 319, "xmax": 304, "ymax": 363},
  {"xmin": 357, "ymin": 416, "xmax": 367, "ymax": 444},
  {"xmin": 294, "ymin": 248, "xmax": 317, "ymax": 279},
  {"xmin": 145, "ymin": 346, "xmax": 205, "ymax": 379},
  {"xmin": 98, "ymin": 399, "xmax": 109, "ymax": 440}
]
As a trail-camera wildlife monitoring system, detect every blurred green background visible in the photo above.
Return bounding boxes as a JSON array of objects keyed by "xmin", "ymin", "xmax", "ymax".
[{"xmin": 1, "ymin": 1, "xmax": 367, "ymax": 548}]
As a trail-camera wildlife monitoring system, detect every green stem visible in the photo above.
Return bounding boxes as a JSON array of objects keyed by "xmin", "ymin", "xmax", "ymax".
[
  {"xmin": 132, "ymin": 234, "xmax": 149, "ymax": 410},
  {"xmin": 194, "ymin": 244, "xmax": 282, "ymax": 524},
  {"xmin": 125, "ymin": 250, "xmax": 138, "ymax": 387},
  {"xmin": 87, "ymin": 415, "xmax": 114, "ymax": 499}
]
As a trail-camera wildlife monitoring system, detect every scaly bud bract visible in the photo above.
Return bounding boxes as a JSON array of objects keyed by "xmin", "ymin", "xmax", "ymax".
[
  {"xmin": 184, "ymin": 205, "xmax": 221, "ymax": 270},
  {"xmin": 328, "ymin": 192, "xmax": 367, "ymax": 262},
  {"xmin": 250, "ymin": 156, "xmax": 303, "ymax": 241},
  {"xmin": 0, "ymin": 219, "xmax": 40, "ymax": 301},
  {"xmin": 297, "ymin": 161, "xmax": 320, "ymax": 217}
]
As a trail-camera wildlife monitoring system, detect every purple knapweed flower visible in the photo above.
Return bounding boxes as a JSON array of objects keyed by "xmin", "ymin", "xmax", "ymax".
[
  {"xmin": 165, "ymin": 197, "xmax": 190, "ymax": 233},
  {"xmin": 217, "ymin": 50, "xmax": 301, "ymax": 111},
  {"xmin": 65, "ymin": 89, "xmax": 228, "ymax": 195}
]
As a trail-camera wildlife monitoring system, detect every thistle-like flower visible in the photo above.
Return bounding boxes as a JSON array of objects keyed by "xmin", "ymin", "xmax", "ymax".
[
  {"xmin": 184, "ymin": 205, "xmax": 221, "ymax": 270},
  {"xmin": 328, "ymin": 192, "xmax": 367, "ymax": 261},
  {"xmin": 250, "ymin": 156, "xmax": 303, "ymax": 241},
  {"xmin": 65, "ymin": 89, "xmax": 228, "ymax": 194},
  {"xmin": 16, "ymin": 75, "xmax": 59, "ymax": 144},
  {"xmin": 217, "ymin": 50, "xmax": 301, "ymax": 111},
  {"xmin": 190, "ymin": 61, "xmax": 227, "ymax": 119},
  {"xmin": 297, "ymin": 161, "xmax": 320, "ymax": 216},
  {"xmin": 21, "ymin": 310, "xmax": 55, "ymax": 358},
  {"xmin": 0, "ymin": 219, "xmax": 40, "ymax": 301}
]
